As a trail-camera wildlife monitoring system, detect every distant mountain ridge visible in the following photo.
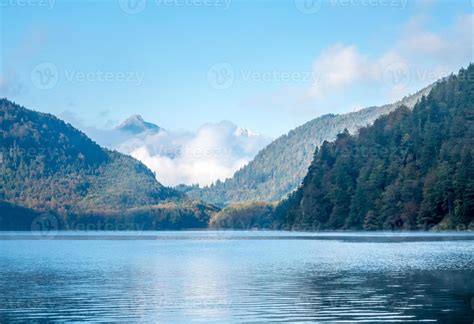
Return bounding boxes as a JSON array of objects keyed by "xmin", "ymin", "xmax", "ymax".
[
  {"xmin": 116, "ymin": 114, "xmax": 161, "ymax": 134},
  {"xmin": 182, "ymin": 84, "xmax": 433, "ymax": 205}
]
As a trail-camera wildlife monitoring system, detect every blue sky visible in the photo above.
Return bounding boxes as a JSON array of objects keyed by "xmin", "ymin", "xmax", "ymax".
[{"xmin": 1, "ymin": 0, "xmax": 473, "ymax": 137}]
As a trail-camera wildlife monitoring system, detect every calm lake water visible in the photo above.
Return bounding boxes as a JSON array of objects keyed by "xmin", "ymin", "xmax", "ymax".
[{"xmin": 0, "ymin": 231, "xmax": 473, "ymax": 323}]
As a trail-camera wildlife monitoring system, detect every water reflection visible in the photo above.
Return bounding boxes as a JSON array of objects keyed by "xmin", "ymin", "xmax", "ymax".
[{"xmin": 0, "ymin": 232, "xmax": 473, "ymax": 322}]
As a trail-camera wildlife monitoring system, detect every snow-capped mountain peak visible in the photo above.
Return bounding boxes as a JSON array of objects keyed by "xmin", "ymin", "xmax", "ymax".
[
  {"xmin": 116, "ymin": 114, "xmax": 161, "ymax": 134},
  {"xmin": 234, "ymin": 127, "xmax": 260, "ymax": 138}
]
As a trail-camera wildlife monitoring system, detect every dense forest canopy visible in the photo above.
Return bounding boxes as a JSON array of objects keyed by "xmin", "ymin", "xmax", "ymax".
[
  {"xmin": 0, "ymin": 99, "xmax": 217, "ymax": 230},
  {"xmin": 209, "ymin": 202, "xmax": 276, "ymax": 229},
  {"xmin": 274, "ymin": 65, "xmax": 474, "ymax": 231}
]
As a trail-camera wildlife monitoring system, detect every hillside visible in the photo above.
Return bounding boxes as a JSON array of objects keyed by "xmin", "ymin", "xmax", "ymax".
[
  {"xmin": 183, "ymin": 85, "xmax": 432, "ymax": 205},
  {"xmin": 209, "ymin": 201, "xmax": 276, "ymax": 229},
  {"xmin": 274, "ymin": 65, "xmax": 474, "ymax": 231},
  {"xmin": 0, "ymin": 99, "xmax": 217, "ymax": 230}
]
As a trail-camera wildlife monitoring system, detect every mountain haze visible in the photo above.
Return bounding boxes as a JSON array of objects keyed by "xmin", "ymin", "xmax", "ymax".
[
  {"xmin": 183, "ymin": 85, "xmax": 433, "ymax": 205},
  {"xmin": 0, "ymin": 99, "xmax": 217, "ymax": 230}
]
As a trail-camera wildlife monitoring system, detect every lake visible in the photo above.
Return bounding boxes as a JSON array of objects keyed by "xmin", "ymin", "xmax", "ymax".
[{"xmin": 0, "ymin": 231, "xmax": 473, "ymax": 322}]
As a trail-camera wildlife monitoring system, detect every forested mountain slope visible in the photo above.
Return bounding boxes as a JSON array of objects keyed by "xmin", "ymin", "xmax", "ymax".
[
  {"xmin": 184, "ymin": 85, "xmax": 432, "ymax": 205},
  {"xmin": 275, "ymin": 65, "xmax": 474, "ymax": 231},
  {"xmin": 0, "ymin": 99, "xmax": 216, "ymax": 229}
]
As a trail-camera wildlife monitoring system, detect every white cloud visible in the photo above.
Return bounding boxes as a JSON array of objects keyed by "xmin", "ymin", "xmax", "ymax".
[
  {"xmin": 399, "ymin": 15, "xmax": 473, "ymax": 61},
  {"xmin": 131, "ymin": 146, "xmax": 249, "ymax": 187},
  {"xmin": 242, "ymin": 14, "xmax": 472, "ymax": 117},
  {"xmin": 75, "ymin": 119, "xmax": 271, "ymax": 187},
  {"xmin": 309, "ymin": 44, "xmax": 368, "ymax": 98},
  {"xmin": 304, "ymin": 14, "xmax": 472, "ymax": 101},
  {"xmin": 116, "ymin": 121, "xmax": 271, "ymax": 187},
  {"xmin": 308, "ymin": 45, "xmax": 404, "ymax": 99},
  {"xmin": 399, "ymin": 16, "xmax": 443, "ymax": 56}
]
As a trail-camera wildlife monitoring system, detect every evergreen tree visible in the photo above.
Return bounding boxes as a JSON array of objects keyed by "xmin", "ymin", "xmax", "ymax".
[{"xmin": 275, "ymin": 65, "xmax": 474, "ymax": 231}]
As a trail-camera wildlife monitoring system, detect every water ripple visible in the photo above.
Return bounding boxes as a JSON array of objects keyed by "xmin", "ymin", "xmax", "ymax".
[{"xmin": 0, "ymin": 232, "xmax": 473, "ymax": 322}]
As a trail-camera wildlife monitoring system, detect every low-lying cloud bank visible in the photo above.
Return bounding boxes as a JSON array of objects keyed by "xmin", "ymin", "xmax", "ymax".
[
  {"xmin": 65, "ymin": 116, "xmax": 271, "ymax": 187},
  {"xmin": 120, "ymin": 121, "xmax": 271, "ymax": 187}
]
